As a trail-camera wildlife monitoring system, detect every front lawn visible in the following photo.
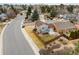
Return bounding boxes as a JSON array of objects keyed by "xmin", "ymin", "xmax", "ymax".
[
  {"xmin": 0, "ymin": 23, "xmax": 6, "ymax": 33},
  {"xmin": 25, "ymin": 26, "xmax": 45, "ymax": 49},
  {"xmin": 25, "ymin": 25, "xmax": 56, "ymax": 48}
]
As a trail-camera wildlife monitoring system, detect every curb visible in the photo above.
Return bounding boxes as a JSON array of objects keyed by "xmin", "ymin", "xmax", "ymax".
[
  {"xmin": 0, "ymin": 23, "xmax": 8, "ymax": 55},
  {"xmin": 21, "ymin": 28, "xmax": 40, "ymax": 55},
  {"xmin": 20, "ymin": 14, "xmax": 40, "ymax": 55}
]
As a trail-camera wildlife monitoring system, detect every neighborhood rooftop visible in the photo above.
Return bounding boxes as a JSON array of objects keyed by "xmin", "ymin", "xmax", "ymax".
[{"xmin": 53, "ymin": 21, "xmax": 76, "ymax": 30}]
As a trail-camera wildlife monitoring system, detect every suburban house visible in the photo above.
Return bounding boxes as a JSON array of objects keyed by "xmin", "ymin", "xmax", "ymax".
[
  {"xmin": 35, "ymin": 20, "xmax": 60, "ymax": 36},
  {"xmin": 62, "ymin": 14, "xmax": 77, "ymax": 20},
  {"xmin": 35, "ymin": 20, "xmax": 49, "ymax": 34},
  {"xmin": 52, "ymin": 21, "xmax": 76, "ymax": 33},
  {"xmin": 35, "ymin": 14, "xmax": 77, "ymax": 35},
  {"xmin": 0, "ymin": 13, "xmax": 8, "ymax": 21},
  {"xmin": 13, "ymin": 5, "xmax": 23, "ymax": 11}
]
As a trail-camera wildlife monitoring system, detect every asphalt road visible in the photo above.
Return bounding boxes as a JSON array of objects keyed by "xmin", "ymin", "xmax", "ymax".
[{"xmin": 2, "ymin": 14, "xmax": 35, "ymax": 55}]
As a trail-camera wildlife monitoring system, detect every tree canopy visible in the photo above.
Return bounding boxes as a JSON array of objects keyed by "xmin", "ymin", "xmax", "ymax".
[
  {"xmin": 67, "ymin": 5, "xmax": 74, "ymax": 13},
  {"xmin": 31, "ymin": 9, "xmax": 39, "ymax": 22},
  {"xmin": 27, "ymin": 6, "xmax": 32, "ymax": 16},
  {"xmin": 50, "ymin": 8, "xmax": 58, "ymax": 18},
  {"xmin": 70, "ymin": 30, "xmax": 79, "ymax": 39}
]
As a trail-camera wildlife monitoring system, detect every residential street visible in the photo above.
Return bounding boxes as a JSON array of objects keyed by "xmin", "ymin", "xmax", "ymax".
[{"xmin": 2, "ymin": 14, "xmax": 35, "ymax": 55}]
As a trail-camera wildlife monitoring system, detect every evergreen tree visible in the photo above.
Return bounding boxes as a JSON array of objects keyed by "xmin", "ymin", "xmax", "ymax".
[
  {"xmin": 22, "ymin": 5, "xmax": 27, "ymax": 10},
  {"xmin": 70, "ymin": 31, "xmax": 75, "ymax": 39},
  {"xmin": 27, "ymin": 6, "xmax": 32, "ymax": 16},
  {"xmin": 50, "ymin": 8, "xmax": 57, "ymax": 18},
  {"xmin": 46, "ymin": 6, "xmax": 51, "ymax": 13},
  {"xmin": 60, "ymin": 4, "xmax": 64, "ymax": 9},
  {"xmin": 67, "ymin": 5, "xmax": 74, "ymax": 13},
  {"xmin": 70, "ymin": 30, "xmax": 79, "ymax": 39},
  {"xmin": 40, "ymin": 6, "xmax": 46, "ymax": 13},
  {"xmin": 31, "ymin": 9, "xmax": 39, "ymax": 22}
]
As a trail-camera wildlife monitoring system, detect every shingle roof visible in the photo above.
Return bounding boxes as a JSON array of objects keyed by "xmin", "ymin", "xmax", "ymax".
[
  {"xmin": 53, "ymin": 21, "xmax": 75, "ymax": 30},
  {"xmin": 35, "ymin": 20, "xmax": 47, "ymax": 26}
]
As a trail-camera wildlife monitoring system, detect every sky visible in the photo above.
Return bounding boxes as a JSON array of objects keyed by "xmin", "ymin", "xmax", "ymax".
[{"xmin": 0, "ymin": 0, "xmax": 79, "ymax": 5}]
